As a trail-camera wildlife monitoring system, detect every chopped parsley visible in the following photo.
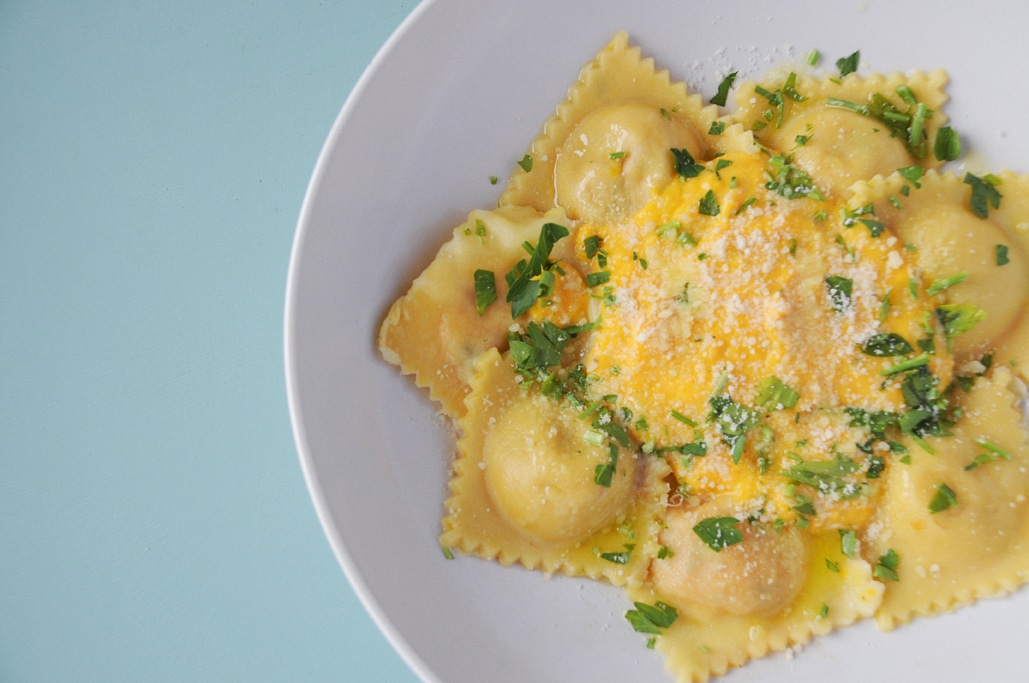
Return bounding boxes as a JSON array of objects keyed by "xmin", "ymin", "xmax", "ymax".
[
  {"xmin": 936, "ymin": 304, "xmax": 986, "ymax": 348},
  {"xmin": 692, "ymin": 516, "xmax": 744, "ymax": 551},
  {"xmin": 781, "ymin": 458, "xmax": 863, "ymax": 498},
  {"xmin": 926, "ymin": 272, "xmax": 968, "ymax": 296},
  {"xmin": 709, "ymin": 120, "xmax": 726, "ymax": 135},
  {"xmin": 755, "ymin": 376, "xmax": 800, "ymax": 410},
  {"xmin": 766, "ymin": 154, "xmax": 825, "ymax": 200},
  {"xmin": 928, "ymin": 483, "xmax": 958, "ymax": 513},
  {"xmin": 504, "ymin": 222, "xmax": 570, "ymax": 318},
  {"xmin": 710, "ymin": 71, "xmax": 738, "ymax": 106},
  {"xmin": 594, "ymin": 443, "xmax": 619, "ymax": 487},
  {"xmin": 825, "ymin": 275, "xmax": 853, "ymax": 313},
  {"xmin": 874, "ymin": 548, "xmax": 900, "ymax": 581},
  {"xmin": 839, "ymin": 529, "xmax": 858, "ymax": 558},
  {"xmin": 835, "ymin": 50, "xmax": 860, "ymax": 77},
  {"xmin": 934, "ymin": 125, "xmax": 961, "ymax": 161},
  {"xmin": 599, "ymin": 542, "xmax": 634, "ymax": 564},
  {"xmin": 625, "ymin": 600, "xmax": 678, "ymax": 636},
  {"xmin": 964, "ymin": 172, "xmax": 1003, "ymax": 219},
  {"xmin": 473, "ymin": 268, "xmax": 497, "ymax": 315},
  {"xmin": 965, "ymin": 438, "xmax": 1012, "ymax": 471},
  {"xmin": 709, "ymin": 395, "xmax": 761, "ymax": 463},
  {"xmin": 699, "ymin": 190, "xmax": 721, "ymax": 216},
  {"xmin": 671, "ymin": 147, "xmax": 704, "ymax": 178},
  {"xmin": 860, "ymin": 332, "xmax": 915, "ymax": 357},
  {"xmin": 996, "ymin": 244, "xmax": 1010, "ymax": 266}
]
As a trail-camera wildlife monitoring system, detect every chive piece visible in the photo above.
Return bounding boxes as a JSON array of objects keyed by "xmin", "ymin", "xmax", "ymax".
[
  {"xmin": 880, "ymin": 353, "xmax": 930, "ymax": 376},
  {"xmin": 473, "ymin": 269, "xmax": 497, "ymax": 315},
  {"xmin": 806, "ymin": 49, "xmax": 821, "ymax": 66},
  {"xmin": 599, "ymin": 543, "xmax": 634, "ymax": 564},
  {"xmin": 996, "ymin": 244, "xmax": 1010, "ymax": 266},
  {"xmin": 836, "ymin": 50, "xmax": 860, "ymax": 77},
  {"xmin": 709, "ymin": 120, "xmax": 726, "ymax": 135},
  {"xmin": 736, "ymin": 196, "xmax": 758, "ymax": 215},
  {"xmin": 671, "ymin": 410, "xmax": 697, "ymax": 427},
  {"xmin": 693, "ymin": 516, "xmax": 744, "ymax": 552},
  {"xmin": 926, "ymin": 272, "xmax": 968, "ymax": 296},
  {"xmin": 826, "ymin": 559, "xmax": 840, "ymax": 573},
  {"xmin": 934, "ymin": 126, "xmax": 961, "ymax": 161},
  {"xmin": 489, "ymin": 175, "xmax": 498, "ymax": 185},
  {"xmin": 441, "ymin": 545, "xmax": 455, "ymax": 560},
  {"xmin": 656, "ymin": 220, "xmax": 680, "ymax": 237},
  {"xmin": 710, "ymin": 71, "xmax": 738, "ymax": 106},
  {"xmin": 517, "ymin": 154, "xmax": 533, "ymax": 173},
  {"xmin": 609, "ymin": 151, "xmax": 626, "ymax": 160}
]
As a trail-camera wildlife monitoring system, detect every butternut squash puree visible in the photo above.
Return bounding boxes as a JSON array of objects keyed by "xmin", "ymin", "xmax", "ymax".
[{"xmin": 379, "ymin": 33, "xmax": 1029, "ymax": 683}]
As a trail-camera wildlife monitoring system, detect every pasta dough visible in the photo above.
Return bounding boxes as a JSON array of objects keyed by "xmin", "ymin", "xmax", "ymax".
[{"xmin": 379, "ymin": 33, "xmax": 1029, "ymax": 683}]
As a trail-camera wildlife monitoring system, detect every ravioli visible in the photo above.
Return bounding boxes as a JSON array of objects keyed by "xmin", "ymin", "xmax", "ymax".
[{"xmin": 378, "ymin": 34, "xmax": 1029, "ymax": 683}]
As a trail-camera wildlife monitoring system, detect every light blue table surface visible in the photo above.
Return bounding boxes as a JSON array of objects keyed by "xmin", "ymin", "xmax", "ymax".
[{"xmin": 1, "ymin": 2, "xmax": 421, "ymax": 680}]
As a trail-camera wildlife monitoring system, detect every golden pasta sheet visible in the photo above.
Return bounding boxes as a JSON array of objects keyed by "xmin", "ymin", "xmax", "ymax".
[{"xmin": 378, "ymin": 205, "xmax": 580, "ymax": 417}]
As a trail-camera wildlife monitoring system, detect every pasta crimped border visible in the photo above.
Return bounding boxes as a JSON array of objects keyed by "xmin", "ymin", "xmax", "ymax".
[{"xmin": 500, "ymin": 32, "xmax": 719, "ymax": 212}]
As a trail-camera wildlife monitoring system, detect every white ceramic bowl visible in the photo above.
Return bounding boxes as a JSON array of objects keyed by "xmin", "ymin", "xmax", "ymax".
[{"xmin": 285, "ymin": 1, "xmax": 1029, "ymax": 681}]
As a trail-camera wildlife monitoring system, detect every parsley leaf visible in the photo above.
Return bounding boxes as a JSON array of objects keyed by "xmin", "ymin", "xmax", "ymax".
[
  {"xmin": 874, "ymin": 549, "xmax": 900, "ymax": 581},
  {"xmin": 517, "ymin": 154, "xmax": 533, "ymax": 173},
  {"xmin": 625, "ymin": 601, "xmax": 679, "ymax": 635},
  {"xmin": 710, "ymin": 71, "xmax": 738, "ymax": 106},
  {"xmin": 754, "ymin": 376, "xmax": 800, "ymax": 410},
  {"xmin": 781, "ymin": 459, "xmax": 863, "ymax": 497},
  {"xmin": 504, "ymin": 223, "xmax": 570, "ymax": 318},
  {"xmin": 692, "ymin": 516, "xmax": 744, "ymax": 552},
  {"xmin": 765, "ymin": 154, "xmax": 824, "ymax": 200},
  {"xmin": 996, "ymin": 244, "xmax": 1010, "ymax": 266},
  {"xmin": 836, "ymin": 50, "xmax": 860, "ymax": 77},
  {"xmin": 928, "ymin": 483, "xmax": 958, "ymax": 513},
  {"xmin": 825, "ymin": 275, "xmax": 853, "ymax": 314},
  {"xmin": 699, "ymin": 190, "xmax": 721, "ymax": 216},
  {"xmin": 934, "ymin": 126, "xmax": 961, "ymax": 161},
  {"xmin": 473, "ymin": 269, "xmax": 497, "ymax": 315},
  {"xmin": 964, "ymin": 172, "xmax": 1003, "ymax": 219},
  {"xmin": 671, "ymin": 148, "xmax": 704, "ymax": 178},
  {"xmin": 709, "ymin": 395, "xmax": 760, "ymax": 464},
  {"xmin": 860, "ymin": 332, "xmax": 915, "ymax": 357}
]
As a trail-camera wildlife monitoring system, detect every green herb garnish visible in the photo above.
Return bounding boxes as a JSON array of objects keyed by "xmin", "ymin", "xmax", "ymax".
[
  {"xmin": 710, "ymin": 71, "xmax": 738, "ymax": 106},
  {"xmin": 928, "ymin": 483, "xmax": 958, "ymax": 513},
  {"xmin": 693, "ymin": 516, "xmax": 744, "ymax": 552},
  {"xmin": 473, "ymin": 269, "xmax": 497, "ymax": 315}
]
